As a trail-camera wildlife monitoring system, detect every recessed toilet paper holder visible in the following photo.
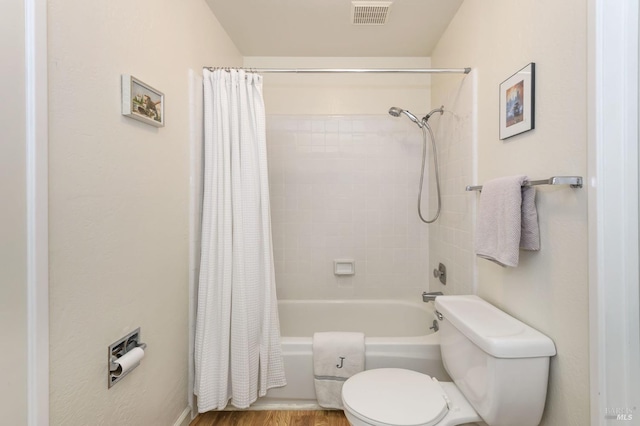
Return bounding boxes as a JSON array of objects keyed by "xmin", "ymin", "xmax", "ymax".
[{"xmin": 108, "ymin": 327, "xmax": 147, "ymax": 388}]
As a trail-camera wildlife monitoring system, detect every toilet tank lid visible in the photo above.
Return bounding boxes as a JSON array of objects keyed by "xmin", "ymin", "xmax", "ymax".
[{"xmin": 435, "ymin": 295, "xmax": 557, "ymax": 358}]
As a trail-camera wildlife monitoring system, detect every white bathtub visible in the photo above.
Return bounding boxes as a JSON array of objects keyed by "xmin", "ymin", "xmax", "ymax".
[{"xmin": 254, "ymin": 299, "xmax": 450, "ymax": 409}]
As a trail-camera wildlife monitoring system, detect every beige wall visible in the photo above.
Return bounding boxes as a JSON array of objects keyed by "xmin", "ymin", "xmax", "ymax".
[
  {"xmin": 431, "ymin": 1, "xmax": 589, "ymax": 425},
  {"xmin": 0, "ymin": 1, "xmax": 28, "ymax": 424},
  {"xmin": 48, "ymin": 1, "xmax": 241, "ymax": 424},
  {"xmin": 243, "ymin": 57, "xmax": 431, "ymax": 115}
]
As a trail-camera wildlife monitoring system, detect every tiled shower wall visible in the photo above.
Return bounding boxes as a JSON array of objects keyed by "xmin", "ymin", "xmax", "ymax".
[
  {"xmin": 428, "ymin": 73, "xmax": 477, "ymax": 295},
  {"xmin": 266, "ymin": 115, "xmax": 430, "ymax": 300}
]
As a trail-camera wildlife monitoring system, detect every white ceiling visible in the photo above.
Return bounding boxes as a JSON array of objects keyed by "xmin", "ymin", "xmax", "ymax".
[{"xmin": 205, "ymin": 0, "xmax": 464, "ymax": 57}]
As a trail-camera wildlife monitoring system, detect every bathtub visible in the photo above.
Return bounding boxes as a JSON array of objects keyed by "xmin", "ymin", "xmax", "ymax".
[{"xmin": 254, "ymin": 299, "xmax": 450, "ymax": 409}]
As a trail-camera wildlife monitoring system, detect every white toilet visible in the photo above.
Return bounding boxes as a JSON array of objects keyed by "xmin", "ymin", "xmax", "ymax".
[{"xmin": 341, "ymin": 295, "xmax": 556, "ymax": 426}]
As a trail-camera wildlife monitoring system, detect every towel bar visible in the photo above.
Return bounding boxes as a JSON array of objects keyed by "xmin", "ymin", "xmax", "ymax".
[{"xmin": 465, "ymin": 176, "xmax": 583, "ymax": 192}]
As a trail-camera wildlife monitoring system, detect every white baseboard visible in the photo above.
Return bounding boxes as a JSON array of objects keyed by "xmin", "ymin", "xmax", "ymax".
[{"xmin": 173, "ymin": 407, "xmax": 192, "ymax": 426}]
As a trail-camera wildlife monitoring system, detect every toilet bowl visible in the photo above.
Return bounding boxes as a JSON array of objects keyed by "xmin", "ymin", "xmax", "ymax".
[{"xmin": 341, "ymin": 295, "xmax": 556, "ymax": 426}]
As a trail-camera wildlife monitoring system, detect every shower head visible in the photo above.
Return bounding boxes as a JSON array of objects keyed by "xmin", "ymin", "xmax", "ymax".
[
  {"xmin": 388, "ymin": 107, "xmax": 423, "ymax": 128},
  {"xmin": 388, "ymin": 106, "xmax": 402, "ymax": 117}
]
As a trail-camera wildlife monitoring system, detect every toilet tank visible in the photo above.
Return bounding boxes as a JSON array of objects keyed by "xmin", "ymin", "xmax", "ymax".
[{"xmin": 435, "ymin": 296, "xmax": 556, "ymax": 426}]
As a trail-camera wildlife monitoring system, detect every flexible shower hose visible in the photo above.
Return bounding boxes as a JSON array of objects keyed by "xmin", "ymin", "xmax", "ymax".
[{"xmin": 417, "ymin": 122, "xmax": 441, "ymax": 224}]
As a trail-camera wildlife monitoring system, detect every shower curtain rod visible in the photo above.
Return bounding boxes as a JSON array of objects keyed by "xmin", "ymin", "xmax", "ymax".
[{"xmin": 204, "ymin": 67, "xmax": 471, "ymax": 74}]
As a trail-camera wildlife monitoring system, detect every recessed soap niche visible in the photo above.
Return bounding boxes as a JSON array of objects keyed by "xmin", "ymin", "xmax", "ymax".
[{"xmin": 334, "ymin": 259, "xmax": 355, "ymax": 276}]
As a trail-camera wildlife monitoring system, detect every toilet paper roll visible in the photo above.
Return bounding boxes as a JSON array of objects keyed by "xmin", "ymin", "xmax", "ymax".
[{"xmin": 112, "ymin": 347, "xmax": 144, "ymax": 377}]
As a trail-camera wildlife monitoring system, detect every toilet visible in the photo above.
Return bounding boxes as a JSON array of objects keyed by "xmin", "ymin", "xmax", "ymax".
[{"xmin": 341, "ymin": 295, "xmax": 556, "ymax": 426}]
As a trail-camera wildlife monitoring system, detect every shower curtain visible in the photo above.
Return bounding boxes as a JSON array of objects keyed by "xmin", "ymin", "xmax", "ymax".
[{"xmin": 194, "ymin": 69, "xmax": 286, "ymax": 411}]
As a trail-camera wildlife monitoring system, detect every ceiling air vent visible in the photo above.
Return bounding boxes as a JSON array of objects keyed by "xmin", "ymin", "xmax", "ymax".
[{"xmin": 351, "ymin": 1, "xmax": 392, "ymax": 25}]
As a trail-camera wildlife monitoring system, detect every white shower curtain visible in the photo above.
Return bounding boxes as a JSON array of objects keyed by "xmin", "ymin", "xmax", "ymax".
[{"xmin": 194, "ymin": 69, "xmax": 286, "ymax": 411}]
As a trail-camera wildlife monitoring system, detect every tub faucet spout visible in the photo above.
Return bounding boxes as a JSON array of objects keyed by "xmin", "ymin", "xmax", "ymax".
[{"xmin": 422, "ymin": 291, "xmax": 443, "ymax": 303}]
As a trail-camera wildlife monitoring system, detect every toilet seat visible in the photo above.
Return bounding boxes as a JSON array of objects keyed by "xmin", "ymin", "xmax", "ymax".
[{"xmin": 342, "ymin": 368, "xmax": 449, "ymax": 426}]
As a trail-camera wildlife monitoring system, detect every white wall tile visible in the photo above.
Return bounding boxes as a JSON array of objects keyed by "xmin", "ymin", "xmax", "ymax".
[
  {"xmin": 268, "ymin": 114, "xmax": 430, "ymax": 299},
  {"xmin": 428, "ymin": 77, "xmax": 477, "ymax": 296}
]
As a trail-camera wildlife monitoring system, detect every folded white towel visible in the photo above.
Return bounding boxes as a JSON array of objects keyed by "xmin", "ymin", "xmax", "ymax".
[
  {"xmin": 475, "ymin": 175, "xmax": 540, "ymax": 267},
  {"xmin": 312, "ymin": 332, "xmax": 365, "ymax": 409}
]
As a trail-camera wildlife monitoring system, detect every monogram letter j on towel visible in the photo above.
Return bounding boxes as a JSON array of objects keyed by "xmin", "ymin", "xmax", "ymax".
[{"xmin": 312, "ymin": 332, "xmax": 365, "ymax": 409}]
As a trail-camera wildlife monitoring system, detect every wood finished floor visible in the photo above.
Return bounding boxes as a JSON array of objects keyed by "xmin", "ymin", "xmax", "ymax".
[{"xmin": 190, "ymin": 410, "xmax": 350, "ymax": 426}]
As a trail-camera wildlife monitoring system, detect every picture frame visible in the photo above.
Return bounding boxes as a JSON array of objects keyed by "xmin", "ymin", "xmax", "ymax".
[
  {"xmin": 121, "ymin": 75, "xmax": 164, "ymax": 127},
  {"xmin": 499, "ymin": 63, "xmax": 535, "ymax": 140}
]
